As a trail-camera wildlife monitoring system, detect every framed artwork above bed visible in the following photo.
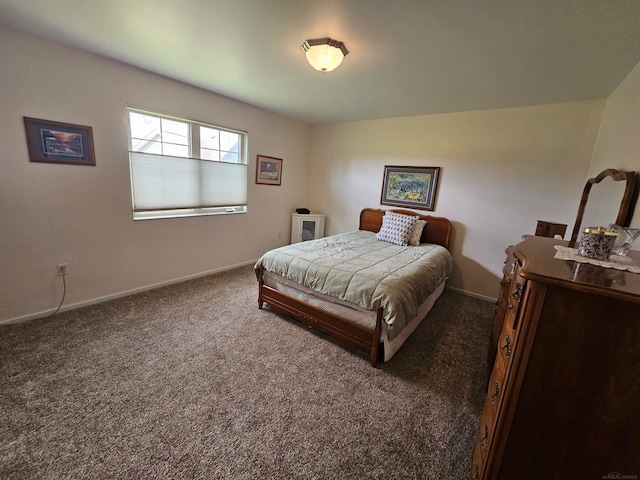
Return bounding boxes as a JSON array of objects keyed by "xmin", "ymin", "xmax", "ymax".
[{"xmin": 380, "ymin": 165, "xmax": 440, "ymax": 211}]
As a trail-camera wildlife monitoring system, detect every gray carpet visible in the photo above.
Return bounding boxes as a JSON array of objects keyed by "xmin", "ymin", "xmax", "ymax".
[{"xmin": 0, "ymin": 265, "xmax": 494, "ymax": 479}]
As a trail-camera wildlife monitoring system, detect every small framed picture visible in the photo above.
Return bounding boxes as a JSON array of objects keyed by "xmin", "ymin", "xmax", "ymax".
[
  {"xmin": 380, "ymin": 165, "xmax": 441, "ymax": 211},
  {"xmin": 256, "ymin": 155, "xmax": 282, "ymax": 185},
  {"xmin": 23, "ymin": 117, "xmax": 96, "ymax": 166}
]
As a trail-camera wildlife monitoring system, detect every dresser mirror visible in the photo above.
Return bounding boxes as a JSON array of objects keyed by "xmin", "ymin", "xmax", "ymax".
[{"xmin": 570, "ymin": 169, "xmax": 637, "ymax": 242}]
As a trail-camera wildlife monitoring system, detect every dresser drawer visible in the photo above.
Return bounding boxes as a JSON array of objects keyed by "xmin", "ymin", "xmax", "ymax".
[
  {"xmin": 473, "ymin": 267, "xmax": 526, "ymax": 479},
  {"xmin": 489, "ymin": 274, "xmax": 512, "ymax": 368},
  {"xmin": 477, "ymin": 406, "xmax": 495, "ymax": 462},
  {"xmin": 474, "ymin": 341, "xmax": 509, "ymax": 477},
  {"xmin": 471, "ymin": 437, "xmax": 485, "ymax": 480},
  {"xmin": 497, "ymin": 275, "xmax": 511, "ymax": 306},
  {"xmin": 470, "ymin": 416, "xmax": 491, "ymax": 478},
  {"xmin": 505, "ymin": 273, "xmax": 525, "ymax": 323},
  {"xmin": 486, "ymin": 351, "xmax": 507, "ymax": 417},
  {"xmin": 497, "ymin": 327, "xmax": 516, "ymax": 371}
]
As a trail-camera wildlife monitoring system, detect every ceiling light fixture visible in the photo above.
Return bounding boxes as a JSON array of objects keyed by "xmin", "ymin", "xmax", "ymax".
[{"xmin": 301, "ymin": 38, "xmax": 348, "ymax": 73}]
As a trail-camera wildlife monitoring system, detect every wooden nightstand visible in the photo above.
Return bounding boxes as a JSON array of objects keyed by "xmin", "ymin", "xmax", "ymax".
[{"xmin": 535, "ymin": 220, "xmax": 567, "ymax": 239}]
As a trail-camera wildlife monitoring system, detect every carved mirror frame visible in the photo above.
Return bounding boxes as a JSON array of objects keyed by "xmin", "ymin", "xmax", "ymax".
[{"xmin": 570, "ymin": 169, "xmax": 637, "ymax": 242}]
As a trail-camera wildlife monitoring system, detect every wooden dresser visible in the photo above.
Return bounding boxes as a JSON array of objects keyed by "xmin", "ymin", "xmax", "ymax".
[{"xmin": 471, "ymin": 235, "xmax": 640, "ymax": 479}]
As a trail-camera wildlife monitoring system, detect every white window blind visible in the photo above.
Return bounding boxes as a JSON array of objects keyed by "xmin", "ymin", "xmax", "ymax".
[
  {"xmin": 130, "ymin": 152, "xmax": 247, "ymax": 210},
  {"xmin": 127, "ymin": 108, "xmax": 248, "ymax": 220}
]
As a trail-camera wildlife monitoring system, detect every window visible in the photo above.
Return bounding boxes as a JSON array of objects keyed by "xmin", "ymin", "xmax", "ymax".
[{"xmin": 127, "ymin": 107, "xmax": 248, "ymax": 220}]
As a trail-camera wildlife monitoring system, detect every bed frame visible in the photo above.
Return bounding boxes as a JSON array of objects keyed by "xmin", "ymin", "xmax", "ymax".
[{"xmin": 257, "ymin": 208, "xmax": 453, "ymax": 366}]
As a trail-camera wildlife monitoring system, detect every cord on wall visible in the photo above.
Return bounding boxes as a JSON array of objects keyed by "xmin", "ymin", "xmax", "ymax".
[{"xmin": 45, "ymin": 272, "xmax": 67, "ymax": 319}]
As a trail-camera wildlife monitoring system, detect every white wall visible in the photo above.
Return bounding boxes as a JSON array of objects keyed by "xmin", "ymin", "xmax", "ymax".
[
  {"xmin": 308, "ymin": 102, "xmax": 605, "ymax": 299},
  {"xmin": 3, "ymin": 25, "xmax": 634, "ymax": 320},
  {"xmin": 0, "ymin": 26, "xmax": 311, "ymax": 322},
  {"xmin": 588, "ymin": 60, "xmax": 640, "ymax": 230}
]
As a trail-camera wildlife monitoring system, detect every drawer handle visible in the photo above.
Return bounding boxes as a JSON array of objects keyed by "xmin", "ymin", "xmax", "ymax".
[
  {"xmin": 512, "ymin": 282, "xmax": 523, "ymax": 303},
  {"xmin": 491, "ymin": 382, "xmax": 500, "ymax": 405},
  {"xmin": 472, "ymin": 464, "xmax": 480, "ymax": 480},
  {"xmin": 481, "ymin": 425, "xmax": 489, "ymax": 451},
  {"xmin": 501, "ymin": 335, "xmax": 512, "ymax": 358}
]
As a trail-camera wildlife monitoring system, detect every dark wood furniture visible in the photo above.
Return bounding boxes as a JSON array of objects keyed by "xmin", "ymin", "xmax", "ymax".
[
  {"xmin": 570, "ymin": 168, "xmax": 637, "ymax": 242},
  {"xmin": 534, "ymin": 220, "xmax": 567, "ymax": 239},
  {"xmin": 257, "ymin": 208, "xmax": 452, "ymax": 367},
  {"xmin": 472, "ymin": 235, "xmax": 640, "ymax": 479},
  {"xmin": 487, "ymin": 246, "xmax": 515, "ymax": 370}
]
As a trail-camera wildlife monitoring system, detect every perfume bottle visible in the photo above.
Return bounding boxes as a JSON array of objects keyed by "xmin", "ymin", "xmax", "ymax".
[{"xmin": 608, "ymin": 225, "xmax": 640, "ymax": 256}]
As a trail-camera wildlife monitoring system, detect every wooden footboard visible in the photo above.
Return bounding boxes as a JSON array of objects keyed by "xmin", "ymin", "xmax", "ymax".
[{"xmin": 258, "ymin": 267, "xmax": 383, "ymax": 366}]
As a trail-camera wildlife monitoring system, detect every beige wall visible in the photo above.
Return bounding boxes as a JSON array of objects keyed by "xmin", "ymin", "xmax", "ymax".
[
  {"xmin": 587, "ymin": 60, "xmax": 640, "ymax": 230},
  {"xmin": 307, "ymin": 102, "xmax": 605, "ymax": 299},
  {"xmin": 3, "ymin": 24, "xmax": 637, "ymax": 321},
  {"xmin": 0, "ymin": 26, "xmax": 311, "ymax": 322}
]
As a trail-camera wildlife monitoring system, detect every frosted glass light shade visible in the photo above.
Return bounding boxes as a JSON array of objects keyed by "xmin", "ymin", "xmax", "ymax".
[{"xmin": 301, "ymin": 38, "xmax": 348, "ymax": 72}]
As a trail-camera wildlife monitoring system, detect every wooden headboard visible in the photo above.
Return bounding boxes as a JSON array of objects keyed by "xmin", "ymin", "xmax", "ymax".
[{"xmin": 359, "ymin": 208, "xmax": 452, "ymax": 250}]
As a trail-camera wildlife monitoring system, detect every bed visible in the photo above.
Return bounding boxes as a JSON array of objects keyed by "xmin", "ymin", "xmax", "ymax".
[{"xmin": 255, "ymin": 208, "xmax": 453, "ymax": 366}]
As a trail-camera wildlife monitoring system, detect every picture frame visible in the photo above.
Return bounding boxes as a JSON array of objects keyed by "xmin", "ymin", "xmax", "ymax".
[
  {"xmin": 23, "ymin": 117, "xmax": 96, "ymax": 166},
  {"xmin": 380, "ymin": 165, "xmax": 441, "ymax": 211},
  {"xmin": 256, "ymin": 155, "xmax": 283, "ymax": 185}
]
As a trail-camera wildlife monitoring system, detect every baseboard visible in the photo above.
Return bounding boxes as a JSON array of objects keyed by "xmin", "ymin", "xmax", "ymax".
[
  {"xmin": 4, "ymin": 264, "xmax": 495, "ymax": 325},
  {"xmin": 445, "ymin": 285, "xmax": 497, "ymax": 303},
  {"xmin": 0, "ymin": 260, "xmax": 257, "ymax": 326}
]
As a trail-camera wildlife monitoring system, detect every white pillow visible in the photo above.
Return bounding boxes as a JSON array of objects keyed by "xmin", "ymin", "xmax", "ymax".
[
  {"xmin": 375, "ymin": 211, "xmax": 417, "ymax": 246},
  {"xmin": 407, "ymin": 219, "xmax": 427, "ymax": 246}
]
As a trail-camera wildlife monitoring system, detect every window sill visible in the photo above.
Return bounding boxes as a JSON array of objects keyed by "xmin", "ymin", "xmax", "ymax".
[{"xmin": 133, "ymin": 206, "xmax": 247, "ymax": 220}]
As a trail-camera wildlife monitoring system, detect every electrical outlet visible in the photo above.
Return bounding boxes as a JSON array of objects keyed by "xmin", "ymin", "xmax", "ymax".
[{"xmin": 57, "ymin": 263, "xmax": 68, "ymax": 276}]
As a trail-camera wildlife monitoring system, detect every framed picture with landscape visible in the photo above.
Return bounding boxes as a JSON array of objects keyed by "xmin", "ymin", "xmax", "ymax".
[
  {"xmin": 23, "ymin": 117, "xmax": 96, "ymax": 166},
  {"xmin": 380, "ymin": 165, "xmax": 441, "ymax": 211}
]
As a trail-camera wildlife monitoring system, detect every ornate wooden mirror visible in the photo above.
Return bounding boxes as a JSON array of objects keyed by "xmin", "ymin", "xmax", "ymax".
[{"xmin": 570, "ymin": 169, "xmax": 637, "ymax": 242}]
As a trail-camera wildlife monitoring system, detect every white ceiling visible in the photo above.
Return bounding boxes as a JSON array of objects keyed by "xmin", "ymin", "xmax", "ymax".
[{"xmin": 1, "ymin": 0, "xmax": 640, "ymax": 125}]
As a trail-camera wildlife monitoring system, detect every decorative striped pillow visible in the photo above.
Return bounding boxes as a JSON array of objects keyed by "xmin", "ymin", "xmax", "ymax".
[
  {"xmin": 408, "ymin": 219, "xmax": 428, "ymax": 246},
  {"xmin": 375, "ymin": 211, "xmax": 417, "ymax": 246}
]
